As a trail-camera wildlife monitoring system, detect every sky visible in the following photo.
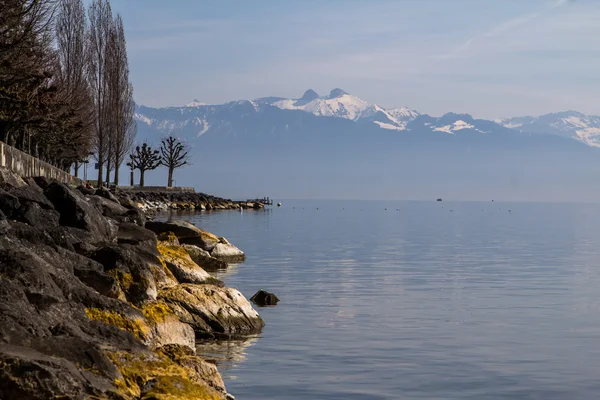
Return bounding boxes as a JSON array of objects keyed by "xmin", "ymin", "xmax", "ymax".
[{"xmin": 110, "ymin": 0, "xmax": 599, "ymax": 120}]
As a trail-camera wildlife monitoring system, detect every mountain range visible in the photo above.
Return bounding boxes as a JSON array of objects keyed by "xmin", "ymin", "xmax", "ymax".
[{"xmin": 134, "ymin": 89, "xmax": 600, "ymax": 201}]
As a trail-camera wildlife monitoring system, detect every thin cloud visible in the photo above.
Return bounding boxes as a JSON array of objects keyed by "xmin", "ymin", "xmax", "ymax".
[{"xmin": 435, "ymin": 0, "xmax": 570, "ymax": 61}]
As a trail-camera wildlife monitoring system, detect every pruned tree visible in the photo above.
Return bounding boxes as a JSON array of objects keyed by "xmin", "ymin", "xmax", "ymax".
[
  {"xmin": 159, "ymin": 135, "xmax": 190, "ymax": 187},
  {"xmin": 127, "ymin": 142, "xmax": 160, "ymax": 187}
]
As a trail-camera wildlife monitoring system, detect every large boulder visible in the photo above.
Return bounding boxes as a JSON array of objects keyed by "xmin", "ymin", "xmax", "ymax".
[
  {"xmin": 116, "ymin": 222, "xmax": 157, "ymax": 246},
  {"xmin": 159, "ymin": 284, "xmax": 264, "ymax": 338},
  {"xmin": 0, "ymin": 188, "xmax": 20, "ymax": 218},
  {"xmin": 146, "ymin": 220, "xmax": 220, "ymax": 251},
  {"xmin": 0, "ymin": 167, "xmax": 27, "ymax": 188},
  {"xmin": 91, "ymin": 244, "xmax": 159, "ymax": 305},
  {"xmin": 181, "ymin": 244, "xmax": 228, "ymax": 271},
  {"xmin": 3, "ymin": 181, "xmax": 54, "ymax": 210},
  {"xmin": 43, "ymin": 182, "xmax": 116, "ymax": 243},
  {"xmin": 18, "ymin": 202, "xmax": 60, "ymax": 230},
  {"xmin": 157, "ymin": 243, "xmax": 216, "ymax": 285},
  {"xmin": 94, "ymin": 187, "xmax": 120, "ymax": 204},
  {"xmin": 210, "ymin": 242, "xmax": 246, "ymax": 263},
  {"xmin": 88, "ymin": 195, "xmax": 129, "ymax": 220},
  {"xmin": 142, "ymin": 302, "xmax": 195, "ymax": 352}
]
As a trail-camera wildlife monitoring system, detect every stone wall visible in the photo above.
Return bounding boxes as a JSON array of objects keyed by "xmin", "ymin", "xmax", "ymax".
[{"xmin": 0, "ymin": 141, "xmax": 78, "ymax": 184}]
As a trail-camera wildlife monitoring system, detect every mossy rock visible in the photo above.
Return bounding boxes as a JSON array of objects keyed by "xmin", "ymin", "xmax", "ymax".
[
  {"xmin": 157, "ymin": 244, "xmax": 212, "ymax": 285},
  {"xmin": 107, "ymin": 349, "xmax": 227, "ymax": 400},
  {"xmin": 85, "ymin": 308, "xmax": 151, "ymax": 343}
]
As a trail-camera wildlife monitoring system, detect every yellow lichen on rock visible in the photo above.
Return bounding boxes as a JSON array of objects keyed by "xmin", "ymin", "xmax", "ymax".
[
  {"xmin": 157, "ymin": 243, "xmax": 212, "ymax": 284},
  {"xmin": 84, "ymin": 308, "xmax": 151, "ymax": 342},
  {"xmin": 142, "ymin": 301, "xmax": 174, "ymax": 324},
  {"xmin": 158, "ymin": 231, "xmax": 180, "ymax": 246},
  {"xmin": 107, "ymin": 269, "xmax": 134, "ymax": 292},
  {"xmin": 107, "ymin": 350, "xmax": 226, "ymax": 400}
]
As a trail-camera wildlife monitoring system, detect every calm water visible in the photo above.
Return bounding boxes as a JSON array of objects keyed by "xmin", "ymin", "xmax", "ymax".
[{"xmin": 167, "ymin": 200, "xmax": 600, "ymax": 399}]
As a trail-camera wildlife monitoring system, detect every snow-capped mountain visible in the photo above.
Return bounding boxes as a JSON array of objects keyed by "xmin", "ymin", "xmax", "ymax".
[
  {"xmin": 498, "ymin": 111, "xmax": 600, "ymax": 147},
  {"xmin": 133, "ymin": 89, "xmax": 600, "ymax": 201},
  {"xmin": 255, "ymin": 89, "xmax": 420, "ymax": 131}
]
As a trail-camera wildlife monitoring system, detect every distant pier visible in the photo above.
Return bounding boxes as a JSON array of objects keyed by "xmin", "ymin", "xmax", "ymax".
[{"xmin": 247, "ymin": 196, "xmax": 273, "ymax": 206}]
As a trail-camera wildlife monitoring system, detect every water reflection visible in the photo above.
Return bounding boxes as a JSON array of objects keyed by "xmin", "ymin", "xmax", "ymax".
[{"xmin": 196, "ymin": 336, "xmax": 259, "ymax": 376}]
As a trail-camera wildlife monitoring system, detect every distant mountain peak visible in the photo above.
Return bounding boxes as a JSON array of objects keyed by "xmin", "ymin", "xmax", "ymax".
[
  {"xmin": 294, "ymin": 89, "xmax": 320, "ymax": 106},
  {"xmin": 301, "ymin": 89, "xmax": 319, "ymax": 101},
  {"xmin": 186, "ymin": 99, "xmax": 206, "ymax": 107},
  {"xmin": 328, "ymin": 88, "xmax": 348, "ymax": 99}
]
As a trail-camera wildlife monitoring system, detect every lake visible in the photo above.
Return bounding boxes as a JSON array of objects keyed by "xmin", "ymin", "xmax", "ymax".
[{"xmin": 165, "ymin": 200, "xmax": 600, "ymax": 399}]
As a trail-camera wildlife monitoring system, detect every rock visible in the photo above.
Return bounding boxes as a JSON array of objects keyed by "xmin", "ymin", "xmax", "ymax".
[
  {"xmin": 3, "ymin": 182, "xmax": 55, "ymax": 210},
  {"xmin": 44, "ymin": 182, "xmax": 116, "ymax": 243},
  {"xmin": 0, "ymin": 344, "xmax": 112, "ymax": 399},
  {"xmin": 94, "ymin": 187, "xmax": 120, "ymax": 204},
  {"xmin": 250, "ymin": 289, "xmax": 280, "ymax": 306},
  {"xmin": 146, "ymin": 220, "xmax": 220, "ymax": 251},
  {"xmin": 87, "ymin": 195, "xmax": 129, "ymax": 220},
  {"xmin": 142, "ymin": 302, "xmax": 195, "ymax": 352},
  {"xmin": 160, "ymin": 284, "xmax": 264, "ymax": 338},
  {"xmin": 18, "ymin": 202, "xmax": 60, "ymax": 229},
  {"xmin": 116, "ymin": 222, "xmax": 157, "ymax": 246},
  {"xmin": 157, "ymin": 231, "xmax": 180, "ymax": 246},
  {"xmin": 181, "ymin": 244, "xmax": 228, "ymax": 271},
  {"xmin": 0, "ymin": 185, "xmax": 232, "ymax": 400},
  {"xmin": 210, "ymin": 243, "xmax": 246, "ymax": 263},
  {"xmin": 76, "ymin": 184, "xmax": 95, "ymax": 196},
  {"xmin": 0, "ymin": 166, "xmax": 27, "ymax": 188},
  {"xmin": 91, "ymin": 244, "xmax": 160, "ymax": 305},
  {"xmin": 71, "ymin": 252, "xmax": 124, "ymax": 300},
  {"xmin": 159, "ymin": 344, "xmax": 230, "ymax": 398},
  {"xmin": 157, "ymin": 243, "xmax": 215, "ymax": 285},
  {"xmin": 0, "ymin": 188, "xmax": 20, "ymax": 218}
]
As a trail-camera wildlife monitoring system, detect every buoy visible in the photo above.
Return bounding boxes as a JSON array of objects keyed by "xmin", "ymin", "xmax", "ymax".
[{"xmin": 277, "ymin": 202, "xmax": 282, "ymax": 207}]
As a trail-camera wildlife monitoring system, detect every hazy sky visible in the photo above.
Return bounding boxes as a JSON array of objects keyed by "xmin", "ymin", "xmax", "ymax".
[{"xmin": 111, "ymin": 0, "xmax": 598, "ymax": 119}]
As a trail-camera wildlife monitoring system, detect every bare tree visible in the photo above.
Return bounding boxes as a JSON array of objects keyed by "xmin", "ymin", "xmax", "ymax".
[
  {"xmin": 107, "ymin": 14, "xmax": 135, "ymax": 187},
  {"xmin": 159, "ymin": 135, "xmax": 190, "ymax": 188},
  {"xmin": 87, "ymin": 0, "xmax": 112, "ymax": 187},
  {"xmin": 127, "ymin": 142, "xmax": 160, "ymax": 187},
  {"xmin": 55, "ymin": 0, "xmax": 94, "ymax": 174}
]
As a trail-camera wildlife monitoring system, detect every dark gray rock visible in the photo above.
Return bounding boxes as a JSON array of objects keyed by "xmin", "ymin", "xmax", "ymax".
[
  {"xmin": 3, "ymin": 182, "xmax": 54, "ymax": 210},
  {"xmin": 43, "ymin": 183, "xmax": 116, "ymax": 243},
  {"xmin": 117, "ymin": 222, "xmax": 157, "ymax": 246},
  {"xmin": 18, "ymin": 202, "xmax": 60, "ymax": 229},
  {"xmin": 95, "ymin": 187, "xmax": 120, "ymax": 204},
  {"xmin": 250, "ymin": 289, "xmax": 280, "ymax": 306},
  {"xmin": 0, "ymin": 188, "xmax": 20, "ymax": 218}
]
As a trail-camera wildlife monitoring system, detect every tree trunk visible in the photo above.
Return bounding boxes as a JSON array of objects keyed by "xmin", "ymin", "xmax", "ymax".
[
  {"xmin": 139, "ymin": 169, "xmax": 145, "ymax": 187},
  {"xmin": 114, "ymin": 166, "xmax": 119, "ymax": 187},
  {"xmin": 130, "ymin": 169, "xmax": 134, "ymax": 186},
  {"xmin": 97, "ymin": 157, "xmax": 103, "ymax": 188},
  {"xmin": 105, "ymin": 157, "xmax": 111, "ymax": 186},
  {"xmin": 74, "ymin": 161, "xmax": 80, "ymax": 178},
  {"xmin": 167, "ymin": 167, "xmax": 173, "ymax": 187}
]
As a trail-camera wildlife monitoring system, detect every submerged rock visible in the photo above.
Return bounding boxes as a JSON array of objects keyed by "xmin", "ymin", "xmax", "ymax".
[
  {"xmin": 160, "ymin": 284, "xmax": 264, "ymax": 338},
  {"xmin": 250, "ymin": 289, "xmax": 280, "ymax": 306}
]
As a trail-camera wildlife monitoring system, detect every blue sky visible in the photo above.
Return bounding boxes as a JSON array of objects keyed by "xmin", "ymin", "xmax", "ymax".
[{"xmin": 110, "ymin": 0, "xmax": 598, "ymax": 119}]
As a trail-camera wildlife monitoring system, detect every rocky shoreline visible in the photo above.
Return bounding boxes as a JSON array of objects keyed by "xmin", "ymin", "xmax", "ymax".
[
  {"xmin": 0, "ymin": 168, "xmax": 264, "ymax": 399},
  {"xmin": 115, "ymin": 190, "xmax": 266, "ymax": 214}
]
